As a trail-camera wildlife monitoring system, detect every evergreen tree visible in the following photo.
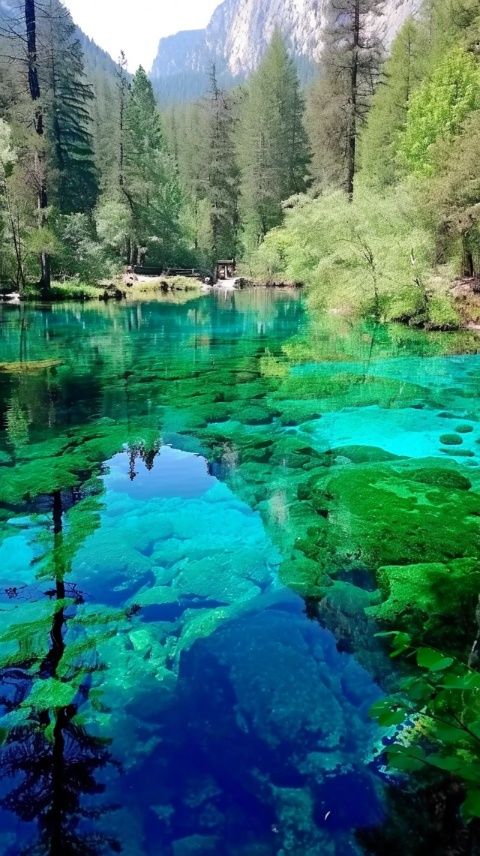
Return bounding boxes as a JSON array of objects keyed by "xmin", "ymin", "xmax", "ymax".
[
  {"xmin": 163, "ymin": 100, "xmax": 213, "ymax": 261},
  {"xmin": 91, "ymin": 69, "xmax": 119, "ymax": 193},
  {"xmin": 41, "ymin": 0, "xmax": 98, "ymax": 214},
  {"xmin": 25, "ymin": 0, "xmax": 51, "ymax": 293},
  {"xmin": 427, "ymin": 109, "xmax": 480, "ymax": 276},
  {"xmin": 311, "ymin": 0, "xmax": 385, "ymax": 198},
  {"xmin": 203, "ymin": 66, "xmax": 240, "ymax": 261},
  {"xmin": 238, "ymin": 31, "xmax": 310, "ymax": 247},
  {"xmin": 307, "ymin": 70, "xmax": 349, "ymax": 189},
  {"xmin": 360, "ymin": 19, "xmax": 425, "ymax": 188},
  {"xmin": 123, "ymin": 66, "xmax": 183, "ymax": 265},
  {"xmin": 116, "ymin": 50, "xmax": 129, "ymax": 195}
]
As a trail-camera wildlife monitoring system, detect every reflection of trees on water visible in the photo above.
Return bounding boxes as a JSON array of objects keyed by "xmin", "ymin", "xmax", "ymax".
[
  {"xmin": 0, "ymin": 489, "xmax": 125, "ymax": 855},
  {"xmin": 128, "ymin": 439, "xmax": 162, "ymax": 481},
  {"xmin": 0, "ymin": 709, "xmax": 120, "ymax": 856}
]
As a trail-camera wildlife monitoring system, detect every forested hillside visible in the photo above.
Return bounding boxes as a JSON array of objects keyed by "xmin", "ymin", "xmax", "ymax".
[
  {"xmin": 0, "ymin": 0, "xmax": 479, "ymax": 329},
  {"xmin": 0, "ymin": 0, "xmax": 185, "ymax": 296},
  {"xmin": 248, "ymin": 0, "xmax": 480, "ymax": 328}
]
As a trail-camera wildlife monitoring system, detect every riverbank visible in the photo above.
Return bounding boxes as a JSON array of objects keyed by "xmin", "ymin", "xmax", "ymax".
[
  {"xmin": 0, "ymin": 274, "xmax": 303, "ymax": 306},
  {"xmin": 244, "ymin": 186, "xmax": 480, "ymax": 333},
  {"xmin": 2, "ymin": 266, "xmax": 480, "ymax": 335},
  {"xmin": 0, "ymin": 275, "xmax": 205, "ymax": 305}
]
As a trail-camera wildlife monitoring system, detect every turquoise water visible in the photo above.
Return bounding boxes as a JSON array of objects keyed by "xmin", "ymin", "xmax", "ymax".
[{"xmin": 0, "ymin": 293, "xmax": 479, "ymax": 854}]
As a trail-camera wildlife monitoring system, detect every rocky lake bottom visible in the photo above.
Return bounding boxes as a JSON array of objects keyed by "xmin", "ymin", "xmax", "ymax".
[{"xmin": 0, "ymin": 290, "xmax": 479, "ymax": 855}]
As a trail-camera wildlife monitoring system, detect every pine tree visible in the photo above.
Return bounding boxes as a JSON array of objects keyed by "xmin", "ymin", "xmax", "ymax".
[
  {"xmin": 41, "ymin": 0, "xmax": 98, "ymax": 214},
  {"xmin": 238, "ymin": 31, "xmax": 310, "ymax": 248},
  {"xmin": 203, "ymin": 65, "xmax": 239, "ymax": 262},
  {"xmin": 307, "ymin": 70, "xmax": 349, "ymax": 189},
  {"xmin": 312, "ymin": 0, "xmax": 385, "ymax": 198},
  {"xmin": 123, "ymin": 66, "xmax": 183, "ymax": 266},
  {"xmin": 163, "ymin": 101, "xmax": 213, "ymax": 261},
  {"xmin": 360, "ymin": 18, "xmax": 425, "ymax": 188},
  {"xmin": 24, "ymin": 0, "xmax": 51, "ymax": 293},
  {"xmin": 116, "ymin": 50, "xmax": 128, "ymax": 195}
]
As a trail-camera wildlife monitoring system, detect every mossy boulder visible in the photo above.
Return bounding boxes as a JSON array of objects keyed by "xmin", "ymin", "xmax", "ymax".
[
  {"xmin": 308, "ymin": 460, "xmax": 480, "ymax": 574},
  {"xmin": 440, "ymin": 433, "xmax": 463, "ymax": 446},
  {"xmin": 368, "ymin": 558, "xmax": 480, "ymax": 650}
]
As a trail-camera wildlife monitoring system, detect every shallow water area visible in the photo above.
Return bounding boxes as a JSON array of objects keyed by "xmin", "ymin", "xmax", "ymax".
[{"xmin": 0, "ymin": 292, "xmax": 479, "ymax": 854}]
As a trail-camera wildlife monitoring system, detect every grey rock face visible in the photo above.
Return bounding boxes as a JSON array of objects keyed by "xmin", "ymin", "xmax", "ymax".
[{"xmin": 150, "ymin": 0, "xmax": 421, "ymax": 102}]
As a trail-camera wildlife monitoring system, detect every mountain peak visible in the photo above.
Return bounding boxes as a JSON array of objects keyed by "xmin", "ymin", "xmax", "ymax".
[{"xmin": 151, "ymin": 0, "xmax": 420, "ymax": 103}]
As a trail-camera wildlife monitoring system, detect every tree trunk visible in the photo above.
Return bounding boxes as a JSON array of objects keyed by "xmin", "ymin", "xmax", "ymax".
[
  {"xmin": 5, "ymin": 196, "xmax": 26, "ymax": 295},
  {"xmin": 346, "ymin": 0, "xmax": 360, "ymax": 201},
  {"xmin": 462, "ymin": 233, "xmax": 475, "ymax": 278},
  {"xmin": 25, "ymin": 0, "xmax": 50, "ymax": 296}
]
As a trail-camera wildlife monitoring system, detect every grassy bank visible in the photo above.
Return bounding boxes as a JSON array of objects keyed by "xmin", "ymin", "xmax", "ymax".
[{"xmin": 6, "ymin": 275, "xmax": 205, "ymax": 304}]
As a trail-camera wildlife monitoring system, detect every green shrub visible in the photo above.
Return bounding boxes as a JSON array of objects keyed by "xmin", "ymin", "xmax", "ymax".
[{"xmin": 247, "ymin": 185, "xmax": 458, "ymax": 326}]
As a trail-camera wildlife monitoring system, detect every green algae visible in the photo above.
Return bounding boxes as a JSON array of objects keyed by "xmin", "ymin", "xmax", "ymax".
[
  {"xmin": 367, "ymin": 558, "xmax": 480, "ymax": 649},
  {"xmin": 440, "ymin": 433, "xmax": 464, "ymax": 445},
  {"xmin": 0, "ymin": 359, "xmax": 63, "ymax": 374},
  {"xmin": 308, "ymin": 459, "xmax": 480, "ymax": 571},
  {"xmin": 1, "ymin": 296, "xmax": 480, "ymax": 850}
]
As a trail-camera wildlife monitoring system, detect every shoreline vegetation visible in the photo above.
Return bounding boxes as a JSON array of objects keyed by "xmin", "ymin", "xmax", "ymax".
[
  {"xmin": 1, "ymin": 2, "xmax": 479, "ymax": 332},
  {"xmin": 2, "ymin": 269, "xmax": 479, "ymax": 333},
  {"xmin": 0, "ymin": 273, "xmax": 305, "ymax": 306}
]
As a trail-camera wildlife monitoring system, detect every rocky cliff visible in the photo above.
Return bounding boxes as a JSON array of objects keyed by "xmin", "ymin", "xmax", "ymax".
[{"xmin": 151, "ymin": 0, "xmax": 421, "ymax": 102}]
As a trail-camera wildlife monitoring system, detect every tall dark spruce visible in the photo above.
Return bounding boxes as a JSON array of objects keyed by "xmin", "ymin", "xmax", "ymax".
[
  {"xmin": 24, "ymin": 0, "xmax": 50, "ymax": 294},
  {"xmin": 312, "ymin": 0, "xmax": 385, "ymax": 198},
  {"xmin": 43, "ymin": 0, "xmax": 98, "ymax": 214},
  {"xmin": 238, "ymin": 31, "xmax": 310, "ymax": 246},
  {"xmin": 204, "ymin": 65, "xmax": 240, "ymax": 262}
]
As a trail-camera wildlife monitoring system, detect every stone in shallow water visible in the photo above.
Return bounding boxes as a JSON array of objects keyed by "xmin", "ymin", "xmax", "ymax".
[
  {"xmin": 186, "ymin": 609, "xmax": 380, "ymax": 754},
  {"xmin": 160, "ymin": 607, "xmax": 383, "ymax": 853},
  {"xmin": 440, "ymin": 433, "xmax": 463, "ymax": 446}
]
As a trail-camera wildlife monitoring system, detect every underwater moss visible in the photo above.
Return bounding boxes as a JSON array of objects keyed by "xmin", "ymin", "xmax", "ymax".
[
  {"xmin": 368, "ymin": 558, "xmax": 480, "ymax": 649},
  {"xmin": 440, "ymin": 434, "xmax": 464, "ymax": 446},
  {"xmin": 0, "ymin": 359, "xmax": 63, "ymax": 374},
  {"xmin": 304, "ymin": 459, "xmax": 480, "ymax": 575}
]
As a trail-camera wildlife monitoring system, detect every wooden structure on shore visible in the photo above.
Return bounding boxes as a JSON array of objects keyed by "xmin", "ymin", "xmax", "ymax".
[
  {"xmin": 131, "ymin": 266, "xmax": 208, "ymax": 279},
  {"xmin": 215, "ymin": 260, "xmax": 236, "ymax": 283},
  {"xmin": 129, "ymin": 261, "xmax": 237, "ymax": 284}
]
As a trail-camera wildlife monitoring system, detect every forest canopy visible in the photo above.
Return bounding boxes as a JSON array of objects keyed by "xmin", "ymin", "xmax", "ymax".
[{"xmin": 0, "ymin": 0, "xmax": 478, "ymax": 325}]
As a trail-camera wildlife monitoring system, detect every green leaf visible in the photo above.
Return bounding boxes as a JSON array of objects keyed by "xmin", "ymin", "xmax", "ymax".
[
  {"xmin": 374, "ymin": 632, "xmax": 412, "ymax": 657},
  {"xmin": 370, "ymin": 700, "xmax": 407, "ymax": 727},
  {"xmin": 424, "ymin": 753, "xmax": 465, "ymax": 774},
  {"xmin": 441, "ymin": 672, "xmax": 480, "ymax": 691},
  {"xmin": 463, "ymin": 789, "xmax": 480, "ymax": 819},
  {"xmin": 387, "ymin": 745, "xmax": 426, "ymax": 772},
  {"xmin": 417, "ymin": 648, "xmax": 454, "ymax": 672}
]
